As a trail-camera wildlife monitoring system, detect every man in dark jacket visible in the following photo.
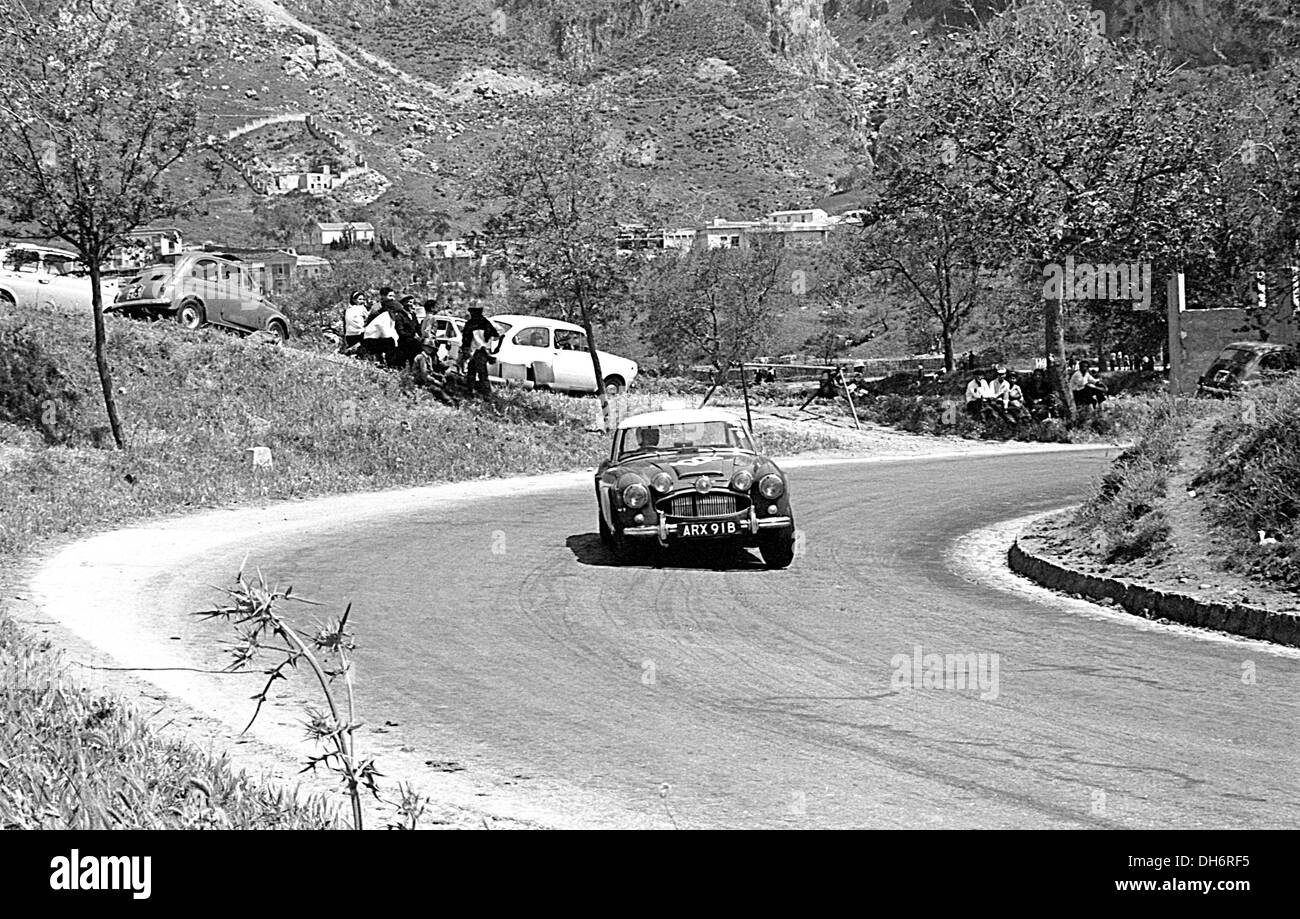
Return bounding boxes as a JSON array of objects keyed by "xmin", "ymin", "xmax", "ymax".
[
  {"xmin": 391, "ymin": 295, "xmax": 423, "ymax": 368},
  {"xmin": 459, "ymin": 303, "xmax": 500, "ymax": 397}
]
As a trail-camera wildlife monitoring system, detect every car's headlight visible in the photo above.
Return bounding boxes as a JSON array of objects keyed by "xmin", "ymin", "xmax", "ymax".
[
  {"xmin": 730, "ymin": 470, "xmax": 754, "ymax": 492},
  {"xmin": 650, "ymin": 472, "xmax": 673, "ymax": 493},
  {"xmin": 758, "ymin": 473, "xmax": 784, "ymax": 499},
  {"xmin": 623, "ymin": 483, "xmax": 649, "ymax": 508}
]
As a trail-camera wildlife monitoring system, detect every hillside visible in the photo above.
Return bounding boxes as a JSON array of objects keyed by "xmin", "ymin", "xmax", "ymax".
[{"xmin": 163, "ymin": 0, "xmax": 1300, "ymax": 245}]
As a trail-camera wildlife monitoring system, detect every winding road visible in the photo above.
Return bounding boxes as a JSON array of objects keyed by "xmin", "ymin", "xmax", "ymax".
[
  {"xmin": 103, "ymin": 449, "xmax": 1294, "ymax": 829},
  {"xmin": 26, "ymin": 448, "xmax": 1300, "ymax": 828}
]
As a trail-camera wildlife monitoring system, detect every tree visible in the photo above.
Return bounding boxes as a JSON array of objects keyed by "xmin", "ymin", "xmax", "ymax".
[
  {"xmin": 0, "ymin": 0, "xmax": 205, "ymax": 448},
  {"xmin": 835, "ymin": 211, "xmax": 983, "ymax": 373},
  {"xmin": 640, "ymin": 243, "xmax": 791, "ymax": 386},
  {"xmin": 475, "ymin": 87, "xmax": 642, "ymax": 418},
  {"xmin": 878, "ymin": 0, "xmax": 1219, "ymax": 417},
  {"xmin": 253, "ymin": 193, "xmax": 330, "ymax": 249}
]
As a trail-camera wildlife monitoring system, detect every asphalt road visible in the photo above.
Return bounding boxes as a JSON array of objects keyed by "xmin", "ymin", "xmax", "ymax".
[{"xmin": 173, "ymin": 451, "xmax": 1300, "ymax": 828}]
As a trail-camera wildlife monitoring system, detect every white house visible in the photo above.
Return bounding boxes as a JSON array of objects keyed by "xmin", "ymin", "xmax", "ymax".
[{"xmin": 308, "ymin": 221, "xmax": 376, "ymax": 246}]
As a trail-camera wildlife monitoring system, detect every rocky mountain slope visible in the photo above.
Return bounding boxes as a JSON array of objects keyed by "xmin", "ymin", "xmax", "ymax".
[{"xmin": 171, "ymin": 0, "xmax": 1297, "ymax": 245}]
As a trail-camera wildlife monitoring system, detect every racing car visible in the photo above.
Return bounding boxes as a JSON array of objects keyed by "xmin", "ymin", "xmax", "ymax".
[{"xmin": 595, "ymin": 408, "xmax": 796, "ymax": 568}]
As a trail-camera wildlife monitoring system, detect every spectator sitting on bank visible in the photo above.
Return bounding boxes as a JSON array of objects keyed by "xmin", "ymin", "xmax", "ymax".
[
  {"xmin": 965, "ymin": 370, "xmax": 998, "ymax": 420},
  {"xmin": 1003, "ymin": 370, "xmax": 1028, "ymax": 422},
  {"xmin": 413, "ymin": 334, "xmax": 456, "ymax": 406},
  {"xmin": 1070, "ymin": 360, "xmax": 1108, "ymax": 408},
  {"xmin": 342, "ymin": 290, "xmax": 368, "ymax": 354},
  {"xmin": 800, "ymin": 369, "xmax": 841, "ymax": 411}
]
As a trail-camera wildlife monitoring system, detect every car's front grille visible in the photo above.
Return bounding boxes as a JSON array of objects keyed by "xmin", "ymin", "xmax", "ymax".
[{"xmin": 663, "ymin": 493, "xmax": 743, "ymax": 518}]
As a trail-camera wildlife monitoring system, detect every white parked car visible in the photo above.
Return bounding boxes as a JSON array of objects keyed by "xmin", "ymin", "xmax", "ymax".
[
  {"xmin": 488, "ymin": 313, "xmax": 639, "ymax": 395},
  {"xmin": 0, "ymin": 243, "xmax": 119, "ymax": 311}
]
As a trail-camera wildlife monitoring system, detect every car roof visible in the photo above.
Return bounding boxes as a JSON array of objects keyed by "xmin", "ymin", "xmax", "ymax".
[
  {"xmin": 1223, "ymin": 341, "xmax": 1291, "ymax": 353},
  {"xmin": 617, "ymin": 408, "xmax": 748, "ymax": 430},
  {"xmin": 490, "ymin": 313, "xmax": 585, "ymax": 334}
]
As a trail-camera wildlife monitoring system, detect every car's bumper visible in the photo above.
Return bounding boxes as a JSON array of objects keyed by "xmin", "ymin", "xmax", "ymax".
[{"xmin": 623, "ymin": 510, "xmax": 793, "ymax": 540}]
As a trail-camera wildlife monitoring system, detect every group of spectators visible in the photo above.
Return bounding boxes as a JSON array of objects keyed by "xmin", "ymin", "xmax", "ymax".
[
  {"xmin": 339, "ymin": 287, "xmax": 502, "ymax": 404},
  {"xmin": 964, "ymin": 360, "xmax": 1109, "ymax": 422}
]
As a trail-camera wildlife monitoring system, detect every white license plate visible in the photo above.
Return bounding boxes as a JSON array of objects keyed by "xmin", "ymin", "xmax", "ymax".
[{"xmin": 679, "ymin": 520, "xmax": 741, "ymax": 538}]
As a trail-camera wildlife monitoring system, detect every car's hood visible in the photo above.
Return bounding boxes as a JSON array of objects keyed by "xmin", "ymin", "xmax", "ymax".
[{"xmin": 614, "ymin": 451, "xmax": 777, "ymax": 485}]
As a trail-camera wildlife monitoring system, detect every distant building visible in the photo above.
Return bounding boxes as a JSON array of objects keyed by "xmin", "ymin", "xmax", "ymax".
[
  {"xmin": 307, "ymin": 221, "xmax": 375, "ymax": 247},
  {"xmin": 424, "ymin": 239, "xmax": 479, "ymax": 260},
  {"xmin": 110, "ymin": 227, "xmax": 185, "ymax": 269},
  {"xmin": 199, "ymin": 243, "xmax": 330, "ymax": 295},
  {"xmin": 750, "ymin": 208, "xmax": 837, "ymax": 248},
  {"xmin": 701, "ymin": 218, "xmax": 759, "ymax": 250},
  {"xmin": 275, "ymin": 164, "xmax": 344, "ymax": 196}
]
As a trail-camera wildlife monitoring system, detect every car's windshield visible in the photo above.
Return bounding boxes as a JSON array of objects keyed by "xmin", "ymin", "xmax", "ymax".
[
  {"xmin": 1215, "ymin": 348, "xmax": 1257, "ymax": 366},
  {"xmin": 617, "ymin": 420, "xmax": 754, "ymax": 458}
]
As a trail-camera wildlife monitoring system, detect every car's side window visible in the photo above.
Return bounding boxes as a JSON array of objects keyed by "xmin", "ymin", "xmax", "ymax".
[
  {"xmin": 555, "ymin": 329, "xmax": 590, "ymax": 352},
  {"xmin": 1261, "ymin": 351, "xmax": 1299, "ymax": 372},
  {"xmin": 513, "ymin": 326, "xmax": 550, "ymax": 348},
  {"xmin": 190, "ymin": 259, "xmax": 217, "ymax": 281}
]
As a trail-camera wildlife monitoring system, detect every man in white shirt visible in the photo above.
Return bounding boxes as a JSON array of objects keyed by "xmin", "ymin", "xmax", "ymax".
[
  {"xmin": 1070, "ymin": 360, "xmax": 1108, "ymax": 408},
  {"xmin": 965, "ymin": 371, "xmax": 995, "ymax": 419}
]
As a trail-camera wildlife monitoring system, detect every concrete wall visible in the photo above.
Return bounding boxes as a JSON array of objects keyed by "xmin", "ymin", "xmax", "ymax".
[{"xmin": 1167, "ymin": 273, "xmax": 1297, "ymax": 393}]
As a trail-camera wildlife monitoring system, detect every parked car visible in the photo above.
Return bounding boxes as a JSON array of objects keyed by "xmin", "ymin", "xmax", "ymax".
[
  {"xmin": 595, "ymin": 407, "xmax": 796, "ymax": 568},
  {"xmin": 422, "ymin": 312, "xmax": 465, "ymax": 363},
  {"xmin": 108, "ymin": 252, "xmax": 291, "ymax": 340},
  {"xmin": 488, "ymin": 314, "xmax": 638, "ymax": 395},
  {"xmin": 1197, "ymin": 341, "xmax": 1299, "ymax": 397},
  {"xmin": 0, "ymin": 243, "xmax": 119, "ymax": 311}
]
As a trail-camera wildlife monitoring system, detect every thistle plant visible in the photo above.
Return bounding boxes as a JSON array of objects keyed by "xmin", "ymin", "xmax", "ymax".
[{"xmin": 198, "ymin": 563, "xmax": 385, "ymax": 830}]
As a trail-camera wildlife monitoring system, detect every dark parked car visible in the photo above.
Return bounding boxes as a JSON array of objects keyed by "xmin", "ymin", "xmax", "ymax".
[
  {"xmin": 1198, "ymin": 341, "xmax": 1299, "ymax": 397},
  {"xmin": 595, "ymin": 408, "xmax": 796, "ymax": 568},
  {"xmin": 108, "ymin": 252, "xmax": 291, "ymax": 340}
]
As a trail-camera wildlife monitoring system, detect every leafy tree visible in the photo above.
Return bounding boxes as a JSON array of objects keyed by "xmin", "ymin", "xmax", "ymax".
[
  {"xmin": 878, "ymin": 0, "xmax": 1219, "ymax": 416},
  {"xmin": 640, "ymin": 243, "xmax": 791, "ymax": 385},
  {"xmin": 0, "ymin": 0, "xmax": 205, "ymax": 448},
  {"xmin": 475, "ymin": 87, "xmax": 642, "ymax": 416},
  {"xmin": 253, "ymin": 193, "xmax": 330, "ymax": 249}
]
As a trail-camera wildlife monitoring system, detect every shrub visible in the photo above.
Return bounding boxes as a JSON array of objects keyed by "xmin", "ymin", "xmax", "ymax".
[
  {"xmin": 0, "ymin": 319, "xmax": 85, "ymax": 444},
  {"xmin": 1072, "ymin": 398, "xmax": 1190, "ymax": 562},
  {"xmin": 1197, "ymin": 378, "xmax": 1300, "ymax": 587}
]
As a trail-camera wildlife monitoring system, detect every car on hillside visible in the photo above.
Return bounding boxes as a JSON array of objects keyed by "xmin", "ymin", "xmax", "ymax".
[
  {"xmin": 595, "ymin": 408, "xmax": 796, "ymax": 568},
  {"xmin": 0, "ymin": 243, "xmax": 119, "ymax": 311},
  {"xmin": 1197, "ymin": 341, "xmax": 1299, "ymax": 397},
  {"xmin": 488, "ymin": 314, "xmax": 638, "ymax": 395},
  {"xmin": 108, "ymin": 252, "xmax": 292, "ymax": 340}
]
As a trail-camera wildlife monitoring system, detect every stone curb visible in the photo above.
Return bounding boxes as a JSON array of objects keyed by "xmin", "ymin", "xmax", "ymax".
[{"xmin": 1008, "ymin": 541, "xmax": 1300, "ymax": 648}]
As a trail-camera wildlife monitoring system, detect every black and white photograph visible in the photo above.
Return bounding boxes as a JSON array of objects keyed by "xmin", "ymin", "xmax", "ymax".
[{"xmin": 0, "ymin": 0, "xmax": 1293, "ymax": 896}]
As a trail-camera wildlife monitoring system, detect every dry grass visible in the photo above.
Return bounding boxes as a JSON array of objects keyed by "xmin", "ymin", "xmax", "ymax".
[{"xmin": 0, "ymin": 612, "xmax": 339, "ymax": 829}]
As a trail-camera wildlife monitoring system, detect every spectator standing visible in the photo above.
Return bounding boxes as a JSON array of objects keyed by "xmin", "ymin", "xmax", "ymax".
[
  {"xmin": 342, "ymin": 291, "xmax": 368, "ymax": 353},
  {"xmin": 460, "ymin": 303, "xmax": 500, "ymax": 397},
  {"xmin": 361, "ymin": 296, "xmax": 398, "ymax": 365},
  {"xmin": 392, "ymin": 295, "xmax": 423, "ymax": 367}
]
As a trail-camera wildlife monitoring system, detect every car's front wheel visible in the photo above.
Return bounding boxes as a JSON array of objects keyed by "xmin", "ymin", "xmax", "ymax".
[
  {"xmin": 266, "ymin": 319, "xmax": 288, "ymax": 343},
  {"xmin": 176, "ymin": 300, "xmax": 205, "ymax": 330},
  {"xmin": 598, "ymin": 508, "xmax": 614, "ymax": 548},
  {"xmin": 759, "ymin": 527, "xmax": 796, "ymax": 569},
  {"xmin": 603, "ymin": 375, "xmax": 626, "ymax": 396}
]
